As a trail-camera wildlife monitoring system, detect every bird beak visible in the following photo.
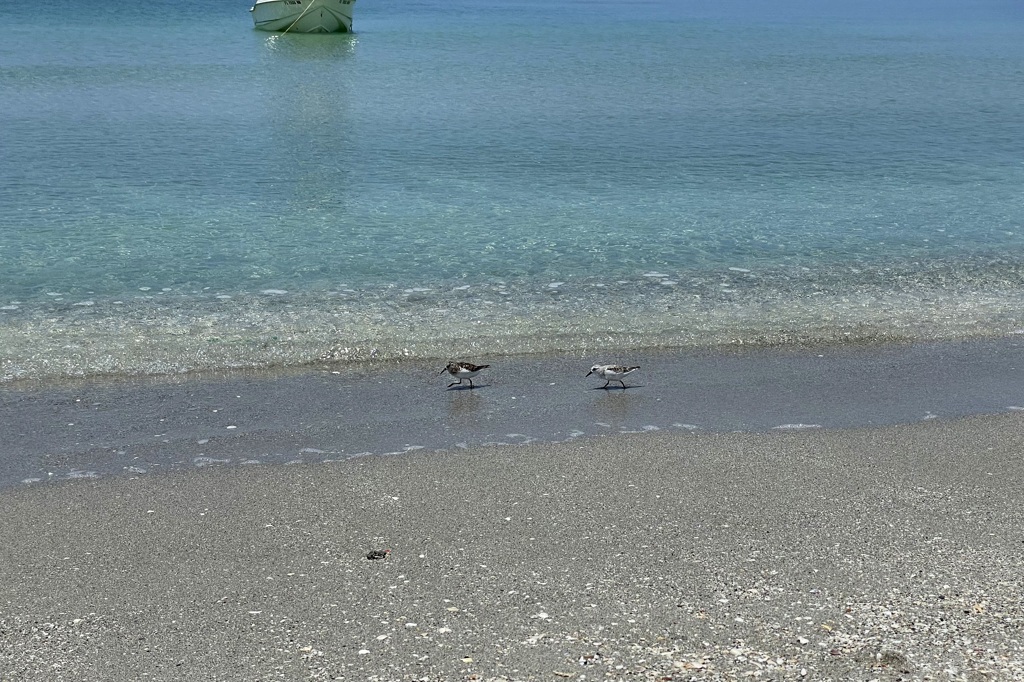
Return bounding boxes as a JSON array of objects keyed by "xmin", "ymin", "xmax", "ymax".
[
  {"xmin": 585, "ymin": 370, "xmax": 593, "ymax": 377},
  {"xmin": 438, "ymin": 368, "xmax": 446, "ymax": 375}
]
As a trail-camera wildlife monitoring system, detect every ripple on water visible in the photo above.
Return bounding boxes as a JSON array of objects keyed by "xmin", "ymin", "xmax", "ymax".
[{"xmin": 2, "ymin": 258, "xmax": 1024, "ymax": 383}]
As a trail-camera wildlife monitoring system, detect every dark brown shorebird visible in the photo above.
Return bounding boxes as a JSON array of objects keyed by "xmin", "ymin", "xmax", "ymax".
[
  {"xmin": 440, "ymin": 361, "xmax": 490, "ymax": 389},
  {"xmin": 586, "ymin": 364, "xmax": 641, "ymax": 389},
  {"xmin": 366, "ymin": 549, "xmax": 391, "ymax": 560}
]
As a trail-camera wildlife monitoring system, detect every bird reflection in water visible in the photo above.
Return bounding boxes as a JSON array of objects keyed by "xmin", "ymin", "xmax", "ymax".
[{"xmin": 447, "ymin": 388, "xmax": 484, "ymax": 419}]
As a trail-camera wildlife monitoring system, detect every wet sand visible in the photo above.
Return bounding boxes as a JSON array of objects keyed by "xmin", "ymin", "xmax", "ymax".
[
  {"xmin": 2, "ymin": 410, "xmax": 1024, "ymax": 680},
  {"xmin": 3, "ymin": 337, "xmax": 1024, "ymax": 488}
]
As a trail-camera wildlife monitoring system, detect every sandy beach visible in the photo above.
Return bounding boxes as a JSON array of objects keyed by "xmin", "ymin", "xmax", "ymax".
[{"xmin": 2, "ymin": 410, "xmax": 1023, "ymax": 680}]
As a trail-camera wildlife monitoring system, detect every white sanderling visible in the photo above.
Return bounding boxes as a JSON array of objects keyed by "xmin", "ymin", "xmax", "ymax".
[
  {"xmin": 440, "ymin": 361, "xmax": 490, "ymax": 389},
  {"xmin": 586, "ymin": 364, "xmax": 641, "ymax": 389}
]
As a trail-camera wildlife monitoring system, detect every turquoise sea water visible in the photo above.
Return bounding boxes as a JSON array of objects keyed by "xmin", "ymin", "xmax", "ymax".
[{"xmin": 3, "ymin": 0, "xmax": 1024, "ymax": 382}]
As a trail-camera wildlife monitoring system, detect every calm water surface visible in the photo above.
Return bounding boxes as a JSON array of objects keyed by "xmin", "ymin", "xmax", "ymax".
[{"xmin": 3, "ymin": 0, "xmax": 1024, "ymax": 382}]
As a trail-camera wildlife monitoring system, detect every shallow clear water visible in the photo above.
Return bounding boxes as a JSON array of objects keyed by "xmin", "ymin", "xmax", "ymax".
[{"xmin": 3, "ymin": 0, "xmax": 1024, "ymax": 382}]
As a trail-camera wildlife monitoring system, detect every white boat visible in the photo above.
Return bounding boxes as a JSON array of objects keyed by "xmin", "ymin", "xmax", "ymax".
[{"xmin": 250, "ymin": 0, "xmax": 356, "ymax": 34}]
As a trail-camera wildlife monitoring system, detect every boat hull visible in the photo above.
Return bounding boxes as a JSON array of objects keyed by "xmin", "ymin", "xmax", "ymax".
[{"xmin": 251, "ymin": 0, "xmax": 355, "ymax": 33}]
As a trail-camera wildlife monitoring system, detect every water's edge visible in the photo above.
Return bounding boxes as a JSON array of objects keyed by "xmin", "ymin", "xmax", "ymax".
[
  {"xmin": 3, "ymin": 337, "xmax": 1022, "ymax": 490},
  {"xmin": 5, "ymin": 256, "xmax": 1024, "ymax": 384}
]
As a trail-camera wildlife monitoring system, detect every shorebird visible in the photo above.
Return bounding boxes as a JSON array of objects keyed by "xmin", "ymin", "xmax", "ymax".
[
  {"xmin": 366, "ymin": 549, "xmax": 391, "ymax": 560},
  {"xmin": 440, "ymin": 361, "xmax": 490, "ymax": 389},
  {"xmin": 586, "ymin": 364, "xmax": 640, "ymax": 389}
]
